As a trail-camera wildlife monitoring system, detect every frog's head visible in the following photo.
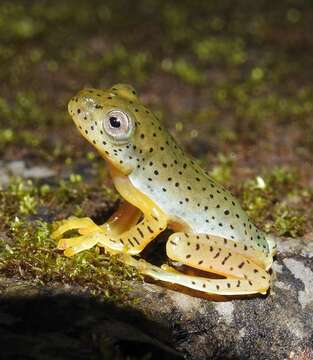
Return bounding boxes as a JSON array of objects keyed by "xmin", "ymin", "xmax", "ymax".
[{"xmin": 68, "ymin": 84, "xmax": 169, "ymax": 175}]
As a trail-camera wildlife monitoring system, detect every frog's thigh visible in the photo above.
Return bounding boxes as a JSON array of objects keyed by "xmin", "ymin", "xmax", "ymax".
[{"xmin": 161, "ymin": 232, "xmax": 271, "ymax": 295}]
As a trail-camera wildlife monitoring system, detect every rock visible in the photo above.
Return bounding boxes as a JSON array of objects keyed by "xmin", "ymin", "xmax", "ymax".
[
  {"xmin": 0, "ymin": 161, "xmax": 56, "ymax": 186},
  {"xmin": 0, "ymin": 237, "xmax": 312, "ymax": 359},
  {"xmin": 131, "ymin": 237, "xmax": 313, "ymax": 360}
]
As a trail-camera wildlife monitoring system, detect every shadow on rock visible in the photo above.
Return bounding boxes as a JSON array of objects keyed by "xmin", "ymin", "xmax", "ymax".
[{"xmin": 0, "ymin": 289, "xmax": 182, "ymax": 360}]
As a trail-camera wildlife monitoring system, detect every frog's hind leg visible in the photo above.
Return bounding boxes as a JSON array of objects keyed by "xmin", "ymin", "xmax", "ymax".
[
  {"xmin": 141, "ymin": 232, "xmax": 271, "ymax": 296},
  {"xmin": 115, "ymin": 232, "xmax": 271, "ymax": 296},
  {"xmin": 163, "ymin": 232, "xmax": 271, "ymax": 295}
]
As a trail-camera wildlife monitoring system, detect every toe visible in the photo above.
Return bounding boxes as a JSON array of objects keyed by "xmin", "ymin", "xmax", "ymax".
[
  {"xmin": 51, "ymin": 217, "xmax": 97, "ymax": 240},
  {"xmin": 78, "ymin": 224, "xmax": 103, "ymax": 235},
  {"xmin": 64, "ymin": 248, "xmax": 76, "ymax": 257},
  {"xmin": 57, "ymin": 238, "xmax": 68, "ymax": 250}
]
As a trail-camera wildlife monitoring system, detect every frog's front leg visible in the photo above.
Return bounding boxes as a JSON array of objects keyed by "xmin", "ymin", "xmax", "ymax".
[
  {"xmin": 53, "ymin": 205, "xmax": 167, "ymax": 257},
  {"xmin": 95, "ymin": 212, "xmax": 167, "ymax": 255},
  {"xmin": 57, "ymin": 213, "xmax": 166, "ymax": 257},
  {"xmin": 51, "ymin": 201, "xmax": 142, "ymax": 256},
  {"xmin": 51, "ymin": 217, "xmax": 99, "ymax": 240},
  {"xmin": 137, "ymin": 233, "xmax": 271, "ymax": 296}
]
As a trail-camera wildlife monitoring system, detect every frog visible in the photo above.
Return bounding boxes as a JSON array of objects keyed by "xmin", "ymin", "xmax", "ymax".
[{"xmin": 51, "ymin": 84, "xmax": 277, "ymax": 296}]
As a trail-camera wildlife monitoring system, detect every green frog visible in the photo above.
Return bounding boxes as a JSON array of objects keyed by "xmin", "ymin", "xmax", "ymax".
[{"xmin": 52, "ymin": 84, "xmax": 276, "ymax": 296}]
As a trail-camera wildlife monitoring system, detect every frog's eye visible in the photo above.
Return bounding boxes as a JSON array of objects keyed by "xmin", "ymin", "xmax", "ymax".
[{"xmin": 103, "ymin": 110, "xmax": 133, "ymax": 141}]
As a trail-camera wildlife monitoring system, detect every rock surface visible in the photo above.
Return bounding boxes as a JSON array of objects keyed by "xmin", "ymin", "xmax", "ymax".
[
  {"xmin": 0, "ymin": 237, "xmax": 312, "ymax": 360},
  {"xmin": 0, "ymin": 160, "xmax": 56, "ymax": 186}
]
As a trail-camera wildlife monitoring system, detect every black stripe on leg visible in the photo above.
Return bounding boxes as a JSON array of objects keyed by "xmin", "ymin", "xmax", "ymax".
[
  {"xmin": 147, "ymin": 225, "xmax": 154, "ymax": 233},
  {"xmin": 133, "ymin": 237, "xmax": 140, "ymax": 245},
  {"xmin": 137, "ymin": 228, "xmax": 144, "ymax": 238}
]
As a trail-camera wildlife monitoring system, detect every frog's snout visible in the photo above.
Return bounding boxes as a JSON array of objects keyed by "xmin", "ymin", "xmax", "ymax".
[
  {"xmin": 67, "ymin": 97, "xmax": 77, "ymax": 116},
  {"xmin": 68, "ymin": 90, "xmax": 94, "ymax": 115},
  {"xmin": 68, "ymin": 91, "xmax": 98, "ymax": 129}
]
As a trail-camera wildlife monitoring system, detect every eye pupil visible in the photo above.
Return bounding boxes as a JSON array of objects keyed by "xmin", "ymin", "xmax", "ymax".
[{"xmin": 109, "ymin": 116, "xmax": 121, "ymax": 128}]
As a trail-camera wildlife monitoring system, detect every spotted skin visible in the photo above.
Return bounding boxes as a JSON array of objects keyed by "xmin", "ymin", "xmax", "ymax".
[{"xmin": 52, "ymin": 84, "xmax": 277, "ymax": 296}]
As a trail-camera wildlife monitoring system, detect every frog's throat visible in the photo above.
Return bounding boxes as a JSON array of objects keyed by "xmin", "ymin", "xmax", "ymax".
[{"xmin": 99, "ymin": 151, "xmax": 133, "ymax": 175}]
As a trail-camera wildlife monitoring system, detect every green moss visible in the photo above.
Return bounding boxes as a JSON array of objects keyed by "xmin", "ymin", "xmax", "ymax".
[
  {"xmin": 272, "ymin": 203, "xmax": 306, "ymax": 238},
  {"xmin": 209, "ymin": 153, "xmax": 234, "ymax": 184},
  {"xmin": 100, "ymin": 45, "xmax": 151, "ymax": 83},
  {"xmin": 193, "ymin": 37, "xmax": 247, "ymax": 65},
  {"xmin": 161, "ymin": 58, "xmax": 204, "ymax": 85},
  {"xmin": 0, "ymin": 128, "xmax": 14, "ymax": 145},
  {"xmin": 50, "ymin": 173, "xmax": 119, "ymax": 218},
  {"xmin": 241, "ymin": 168, "xmax": 311, "ymax": 237},
  {"xmin": 0, "ymin": 178, "xmax": 38, "ymax": 231},
  {"xmin": 0, "ymin": 177, "xmax": 141, "ymax": 302},
  {"xmin": 0, "ymin": 218, "xmax": 140, "ymax": 301},
  {"xmin": 0, "ymin": 91, "xmax": 47, "ymax": 126},
  {"xmin": 0, "ymin": 2, "xmax": 43, "ymax": 41}
]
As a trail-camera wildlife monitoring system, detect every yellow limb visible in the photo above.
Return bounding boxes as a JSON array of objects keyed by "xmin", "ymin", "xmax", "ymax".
[
  {"xmin": 51, "ymin": 217, "xmax": 100, "ymax": 240},
  {"xmin": 58, "ymin": 233, "xmax": 101, "ymax": 257},
  {"xmin": 53, "ymin": 167, "xmax": 168, "ymax": 258},
  {"xmin": 87, "ymin": 201, "xmax": 141, "ymax": 236},
  {"xmin": 52, "ymin": 201, "xmax": 141, "ymax": 241},
  {"xmin": 163, "ymin": 232, "xmax": 271, "ymax": 295},
  {"xmin": 96, "ymin": 213, "xmax": 167, "ymax": 255},
  {"xmin": 109, "ymin": 165, "xmax": 164, "ymax": 219}
]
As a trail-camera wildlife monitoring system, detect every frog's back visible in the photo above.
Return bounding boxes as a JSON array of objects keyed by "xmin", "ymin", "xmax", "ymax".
[{"xmin": 128, "ymin": 131, "xmax": 270, "ymax": 255}]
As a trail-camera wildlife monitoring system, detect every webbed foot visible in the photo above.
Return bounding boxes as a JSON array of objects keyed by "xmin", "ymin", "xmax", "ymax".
[
  {"xmin": 51, "ymin": 216, "xmax": 103, "ymax": 240},
  {"xmin": 51, "ymin": 217, "xmax": 107, "ymax": 257},
  {"xmin": 57, "ymin": 232, "xmax": 104, "ymax": 256}
]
